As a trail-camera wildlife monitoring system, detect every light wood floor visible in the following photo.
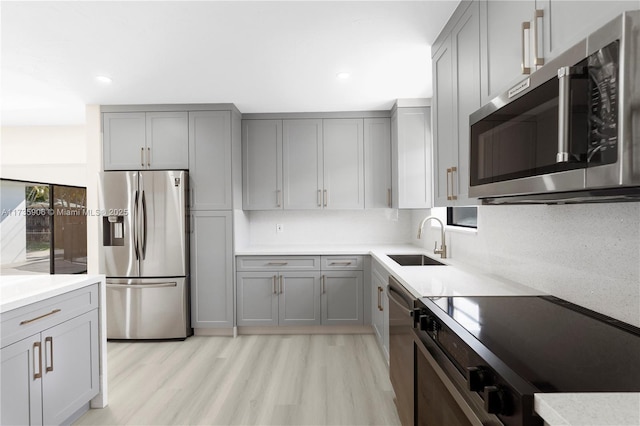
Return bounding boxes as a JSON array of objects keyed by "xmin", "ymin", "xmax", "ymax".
[{"xmin": 75, "ymin": 334, "xmax": 401, "ymax": 426}]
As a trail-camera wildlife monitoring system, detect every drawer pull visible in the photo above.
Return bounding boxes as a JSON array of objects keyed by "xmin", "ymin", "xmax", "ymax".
[
  {"xmin": 20, "ymin": 309, "xmax": 61, "ymax": 326},
  {"xmin": 329, "ymin": 261, "xmax": 352, "ymax": 266},
  {"xmin": 33, "ymin": 342, "xmax": 42, "ymax": 379},
  {"xmin": 45, "ymin": 336, "xmax": 54, "ymax": 372},
  {"xmin": 266, "ymin": 262, "xmax": 288, "ymax": 266}
]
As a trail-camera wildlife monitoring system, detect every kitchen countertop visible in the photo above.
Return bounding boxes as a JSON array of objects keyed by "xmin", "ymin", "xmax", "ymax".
[
  {"xmin": 237, "ymin": 243, "xmax": 545, "ymax": 298},
  {"xmin": 0, "ymin": 274, "xmax": 106, "ymax": 313},
  {"xmin": 535, "ymin": 393, "xmax": 640, "ymax": 426}
]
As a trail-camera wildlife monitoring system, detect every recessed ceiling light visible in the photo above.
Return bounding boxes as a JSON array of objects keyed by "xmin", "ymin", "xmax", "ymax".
[
  {"xmin": 336, "ymin": 72, "xmax": 351, "ymax": 80},
  {"xmin": 95, "ymin": 75, "xmax": 113, "ymax": 84}
]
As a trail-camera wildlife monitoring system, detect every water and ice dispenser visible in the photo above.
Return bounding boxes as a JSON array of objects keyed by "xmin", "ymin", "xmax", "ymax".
[{"xmin": 103, "ymin": 215, "xmax": 125, "ymax": 246}]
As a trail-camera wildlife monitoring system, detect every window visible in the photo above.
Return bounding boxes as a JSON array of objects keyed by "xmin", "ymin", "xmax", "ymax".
[
  {"xmin": 447, "ymin": 206, "xmax": 478, "ymax": 229},
  {"xmin": 1, "ymin": 179, "xmax": 87, "ymax": 275}
]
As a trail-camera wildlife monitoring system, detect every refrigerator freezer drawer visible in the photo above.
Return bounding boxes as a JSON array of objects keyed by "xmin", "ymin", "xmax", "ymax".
[{"xmin": 106, "ymin": 278, "xmax": 189, "ymax": 339}]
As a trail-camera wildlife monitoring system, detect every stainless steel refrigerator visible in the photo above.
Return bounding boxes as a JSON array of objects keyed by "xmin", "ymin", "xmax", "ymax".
[{"xmin": 99, "ymin": 170, "xmax": 190, "ymax": 339}]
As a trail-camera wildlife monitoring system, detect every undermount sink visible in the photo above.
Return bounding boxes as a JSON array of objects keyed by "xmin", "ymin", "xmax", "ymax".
[{"xmin": 387, "ymin": 254, "xmax": 446, "ymax": 266}]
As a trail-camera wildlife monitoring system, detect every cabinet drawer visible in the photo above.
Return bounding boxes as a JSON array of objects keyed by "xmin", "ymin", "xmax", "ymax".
[
  {"xmin": 1, "ymin": 284, "xmax": 99, "ymax": 349},
  {"xmin": 236, "ymin": 256, "xmax": 321, "ymax": 271},
  {"xmin": 321, "ymin": 255, "xmax": 363, "ymax": 271}
]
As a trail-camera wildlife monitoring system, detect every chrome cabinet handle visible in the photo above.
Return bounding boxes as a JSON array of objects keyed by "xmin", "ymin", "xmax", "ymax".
[
  {"xmin": 45, "ymin": 336, "xmax": 53, "ymax": 372},
  {"xmin": 20, "ymin": 309, "xmax": 61, "ymax": 326},
  {"xmin": 323, "ymin": 189, "xmax": 327, "ymax": 207},
  {"xmin": 521, "ymin": 21, "xmax": 531, "ymax": 75},
  {"xmin": 317, "ymin": 189, "xmax": 322, "ymax": 207},
  {"xmin": 446, "ymin": 168, "xmax": 452, "ymax": 201},
  {"xmin": 533, "ymin": 9, "xmax": 544, "ymax": 66},
  {"xmin": 266, "ymin": 262, "xmax": 288, "ymax": 266},
  {"xmin": 279, "ymin": 275, "xmax": 283, "ymax": 294},
  {"xmin": 147, "ymin": 147, "xmax": 151, "ymax": 167},
  {"xmin": 557, "ymin": 66, "xmax": 571, "ymax": 163},
  {"xmin": 276, "ymin": 190, "xmax": 282, "ymax": 208},
  {"xmin": 387, "ymin": 188, "xmax": 392, "ymax": 207},
  {"xmin": 33, "ymin": 342, "xmax": 42, "ymax": 379},
  {"xmin": 321, "ymin": 275, "xmax": 326, "ymax": 294},
  {"xmin": 272, "ymin": 275, "xmax": 277, "ymax": 294},
  {"xmin": 329, "ymin": 261, "xmax": 352, "ymax": 266},
  {"xmin": 377, "ymin": 286, "xmax": 382, "ymax": 311},
  {"xmin": 140, "ymin": 147, "xmax": 144, "ymax": 167}
]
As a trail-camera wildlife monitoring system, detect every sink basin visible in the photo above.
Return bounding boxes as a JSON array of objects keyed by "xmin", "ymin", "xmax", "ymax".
[{"xmin": 387, "ymin": 254, "xmax": 446, "ymax": 266}]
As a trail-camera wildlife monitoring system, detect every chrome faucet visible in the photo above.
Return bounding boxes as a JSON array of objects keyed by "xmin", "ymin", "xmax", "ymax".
[{"xmin": 417, "ymin": 216, "xmax": 447, "ymax": 259}]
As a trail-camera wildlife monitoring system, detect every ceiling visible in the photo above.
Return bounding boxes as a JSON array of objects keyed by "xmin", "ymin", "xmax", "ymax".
[{"xmin": 1, "ymin": 1, "xmax": 458, "ymax": 126}]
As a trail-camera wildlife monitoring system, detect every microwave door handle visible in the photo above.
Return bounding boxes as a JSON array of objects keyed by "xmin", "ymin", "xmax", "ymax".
[{"xmin": 557, "ymin": 66, "xmax": 571, "ymax": 163}]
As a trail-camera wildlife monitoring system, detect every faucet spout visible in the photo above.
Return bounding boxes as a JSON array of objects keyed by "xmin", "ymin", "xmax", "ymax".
[{"xmin": 417, "ymin": 216, "xmax": 447, "ymax": 259}]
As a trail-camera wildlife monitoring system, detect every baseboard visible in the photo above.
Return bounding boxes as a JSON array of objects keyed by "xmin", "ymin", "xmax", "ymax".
[
  {"xmin": 237, "ymin": 325, "xmax": 374, "ymax": 335},
  {"xmin": 193, "ymin": 328, "xmax": 235, "ymax": 337}
]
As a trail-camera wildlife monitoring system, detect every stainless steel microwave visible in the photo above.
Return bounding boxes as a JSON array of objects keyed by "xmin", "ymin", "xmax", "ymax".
[{"xmin": 469, "ymin": 10, "xmax": 640, "ymax": 204}]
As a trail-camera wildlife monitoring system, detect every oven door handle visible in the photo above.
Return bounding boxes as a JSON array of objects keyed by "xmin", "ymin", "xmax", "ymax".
[{"xmin": 387, "ymin": 285, "xmax": 413, "ymax": 316}]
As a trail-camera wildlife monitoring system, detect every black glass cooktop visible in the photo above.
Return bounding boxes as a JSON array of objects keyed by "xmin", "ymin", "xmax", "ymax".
[{"xmin": 426, "ymin": 295, "xmax": 640, "ymax": 393}]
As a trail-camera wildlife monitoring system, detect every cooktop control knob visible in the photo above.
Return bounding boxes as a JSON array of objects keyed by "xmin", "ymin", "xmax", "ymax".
[
  {"xmin": 483, "ymin": 385, "xmax": 507, "ymax": 415},
  {"xmin": 467, "ymin": 366, "xmax": 491, "ymax": 392}
]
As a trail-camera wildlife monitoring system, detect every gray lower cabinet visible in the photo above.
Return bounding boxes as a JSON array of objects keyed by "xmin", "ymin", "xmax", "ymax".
[
  {"xmin": 371, "ymin": 260, "xmax": 389, "ymax": 363},
  {"xmin": 1, "ymin": 286, "xmax": 100, "ymax": 426},
  {"xmin": 236, "ymin": 255, "xmax": 364, "ymax": 327},
  {"xmin": 190, "ymin": 211, "xmax": 233, "ymax": 328},
  {"xmin": 236, "ymin": 271, "xmax": 322, "ymax": 326}
]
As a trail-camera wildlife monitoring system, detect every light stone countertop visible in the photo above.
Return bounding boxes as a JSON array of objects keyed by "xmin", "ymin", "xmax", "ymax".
[
  {"xmin": 0, "ymin": 274, "xmax": 106, "ymax": 313},
  {"xmin": 535, "ymin": 393, "xmax": 640, "ymax": 426},
  {"xmin": 236, "ymin": 243, "xmax": 546, "ymax": 298}
]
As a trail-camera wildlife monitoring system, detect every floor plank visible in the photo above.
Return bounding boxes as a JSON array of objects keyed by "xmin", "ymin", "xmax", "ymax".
[{"xmin": 75, "ymin": 334, "xmax": 401, "ymax": 426}]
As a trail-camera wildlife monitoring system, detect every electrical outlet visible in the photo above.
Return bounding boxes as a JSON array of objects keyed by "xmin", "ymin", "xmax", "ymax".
[{"xmin": 276, "ymin": 224, "xmax": 283, "ymax": 233}]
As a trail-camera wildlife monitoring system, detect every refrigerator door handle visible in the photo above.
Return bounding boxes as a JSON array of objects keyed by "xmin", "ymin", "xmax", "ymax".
[
  {"xmin": 142, "ymin": 190, "xmax": 148, "ymax": 259},
  {"xmin": 133, "ymin": 189, "xmax": 140, "ymax": 260}
]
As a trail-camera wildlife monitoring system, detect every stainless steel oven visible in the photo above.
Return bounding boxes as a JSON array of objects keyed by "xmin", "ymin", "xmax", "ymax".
[
  {"xmin": 387, "ymin": 277, "xmax": 415, "ymax": 426},
  {"xmin": 469, "ymin": 11, "xmax": 640, "ymax": 204}
]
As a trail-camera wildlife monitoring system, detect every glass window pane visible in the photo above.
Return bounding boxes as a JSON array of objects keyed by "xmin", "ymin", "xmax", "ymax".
[
  {"xmin": 447, "ymin": 206, "xmax": 478, "ymax": 229},
  {"xmin": 52, "ymin": 185, "xmax": 87, "ymax": 274}
]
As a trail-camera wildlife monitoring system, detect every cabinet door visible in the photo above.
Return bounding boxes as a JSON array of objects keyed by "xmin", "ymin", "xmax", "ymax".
[
  {"xmin": 452, "ymin": 1, "xmax": 481, "ymax": 206},
  {"xmin": 322, "ymin": 119, "xmax": 364, "ymax": 209},
  {"xmin": 1, "ymin": 336, "xmax": 43, "ymax": 426},
  {"xmin": 541, "ymin": 0, "xmax": 638, "ymax": 61},
  {"xmin": 371, "ymin": 268, "xmax": 385, "ymax": 344},
  {"xmin": 103, "ymin": 112, "xmax": 146, "ymax": 170},
  {"xmin": 189, "ymin": 111, "xmax": 232, "ymax": 210},
  {"xmin": 146, "ymin": 112, "xmax": 189, "ymax": 170},
  {"xmin": 432, "ymin": 36, "xmax": 454, "ymax": 207},
  {"xmin": 279, "ymin": 272, "xmax": 321, "ymax": 326},
  {"xmin": 191, "ymin": 211, "xmax": 233, "ymax": 328},
  {"xmin": 42, "ymin": 310, "xmax": 99, "ymax": 425},
  {"xmin": 364, "ymin": 118, "xmax": 392, "ymax": 208},
  {"xmin": 394, "ymin": 107, "xmax": 432, "ymax": 209},
  {"xmin": 321, "ymin": 271, "xmax": 363, "ymax": 326},
  {"xmin": 242, "ymin": 120, "xmax": 283, "ymax": 210},
  {"xmin": 480, "ymin": 0, "xmax": 536, "ymax": 105},
  {"xmin": 236, "ymin": 272, "xmax": 279, "ymax": 326},
  {"xmin": 282, "ymin": 119, "xmax": 323, "ymax": 209}
]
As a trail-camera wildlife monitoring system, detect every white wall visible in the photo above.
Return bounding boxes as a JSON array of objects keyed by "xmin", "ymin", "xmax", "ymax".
[
  {"xmin": 412, "ymin": 204, "xmax": 640, "ymax": 327},
  {"xmin": 1, "ymin": 126, "xmax": 87, "ymax": 186},
  {"xmin": 243, "ymin": 209, "xmax": 413, "ymax": 247}
]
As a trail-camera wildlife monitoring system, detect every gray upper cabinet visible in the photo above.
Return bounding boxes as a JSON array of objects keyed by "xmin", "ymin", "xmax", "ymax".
[
  {"xmin": 191, "ymin": 211, "xmax": 233, "ymax": 329},
  {"xmin": 433, "ymin": 1, "xmax": 480, "ymax": 207},
  {"xmin": 242, "ymin": 120, "xmax": 283, "ymax": 210},
  {"xmin": 391, "ymin": 105, "xmax": 432, "ymax": 209},
  {"xmin": 282, "ymin": 119, "xmax": 323, "ymax": 209},
  {"xmin": 322, "ymin": 119, "xmax": 365, "ymax": 209},
  {"xmin": 103, "ymin": 111, "xmax": 189, "ymax": 170},
  {"xmin": 364, "ymin": 118, "xmax": 392, "ymax": 208},
  {"xmin": 479, "ymin": 0, "xmax": 538, "ymax": 105},
  {"xmin": 189, "ymin": 111, "xmax": 232, "ymax": 210},
  {"xmin": 539, "ymin": 0, "xmax": 638, "ymax": 61},
  {"xmin": 103, "ymin": 112, "xmax": 146, "ymax": 170}
]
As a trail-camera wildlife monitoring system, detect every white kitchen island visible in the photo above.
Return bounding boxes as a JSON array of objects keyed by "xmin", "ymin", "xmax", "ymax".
[{"xmin": 0, "ymin": 274, "xmax": 108, "ymax": 425}]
